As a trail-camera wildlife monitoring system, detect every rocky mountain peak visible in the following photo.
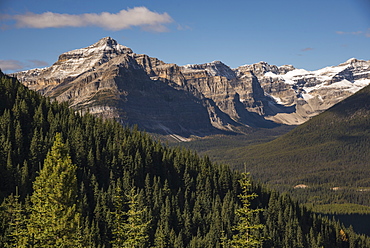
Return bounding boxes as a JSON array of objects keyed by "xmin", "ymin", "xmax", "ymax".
[
  {"xmin": 57, "ymin": 37, "xmax": 133, "ymax": 63},
  {"xmin": 13, "ymin": 37, "xmax": 137, "ymax": 89},
  {"xmin": 88, "ymin": 36, "xmax": 132, "ymax": 53},
  {"xmin": 236, "ymin": 62, "xmax": 296, "ymax": 76},
  {"xmin": 236, "ymin": 61, "xmax": 278, "ymax": 76},
  {"xmin": 12, "ymin": 37, "xmax": 370, "ymax": 139},
  {"xmin": 277, "ymin": 64, "xmax": 295, "ymax": 74},
  {"xmin": 95, "ymin": 36, "xmax": 118, "ymax": 46},
  {"xmin": 181, "ymin": 60, "xmax": 236, "ymax": 80},
  {"xmin": 338, "ymin": 58, "xmax": 369, "ymax": 68},
  {"xmin": 344, "ymin": 58, "xmax": 359, "ymax": 64}
]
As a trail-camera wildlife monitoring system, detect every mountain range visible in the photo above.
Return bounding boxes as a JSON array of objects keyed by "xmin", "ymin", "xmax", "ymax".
[
  {"xmin": 183, "ymin": 82, "xmax": 370, "ymax": 209},
  {"xmin": 2, "ymin": 71, "xmax": 370, "ymax": 246},
  {"xmin": 13, "ymin": 37, "xmax": 370, "ymax": 139}
]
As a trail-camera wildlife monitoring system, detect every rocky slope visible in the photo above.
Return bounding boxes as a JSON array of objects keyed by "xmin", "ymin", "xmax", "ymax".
[
  {"xmin": 242, "ymin": 59, "xmax": 370, "ymax": 124},
  {"xmin": 13, "ymin": 37, "xmax": 370, "ymax": 138}
]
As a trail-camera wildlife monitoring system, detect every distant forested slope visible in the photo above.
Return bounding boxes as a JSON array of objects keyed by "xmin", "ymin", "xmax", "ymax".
[
  {"xmin": 185, "ymin": 84, "xmax": 370, "ymax": 206},
  {"xmin": 0, "ymin": 71, "xmax": 369, "ymax": 247}
]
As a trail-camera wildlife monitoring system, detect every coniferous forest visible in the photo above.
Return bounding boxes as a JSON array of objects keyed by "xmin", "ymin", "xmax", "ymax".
[{"xmin": 1, "ymin": 72, "xmax": 370, "ymax": 247}]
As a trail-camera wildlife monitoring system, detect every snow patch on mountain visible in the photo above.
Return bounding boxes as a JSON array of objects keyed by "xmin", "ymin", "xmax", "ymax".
[
  {"xmin": 264, "ymin": 61, "xmax": 370, "ymax": 100},
  {"xmin": 63, "ymin": 36, "xmax": 132, "ymax": 59}
]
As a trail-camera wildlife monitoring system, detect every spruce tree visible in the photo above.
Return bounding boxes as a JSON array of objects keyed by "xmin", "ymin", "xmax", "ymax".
[
  {"xmin": 111, "ymin": 184, "xmax": 126, "ymax": 247},
  {"xmin": 27, "ymin": 133, "xmax": 81, "ymax": 247},
  {"xmin": 112, "ymin": 186, "xmax": 150, "ymax": 248},
  {"xmin": 3, "ymin": 191, "xmax": 28, "ymax": 247},
  {"xmin": 231, "ymin": 173, "xmax": 264, "ymax": 248}
]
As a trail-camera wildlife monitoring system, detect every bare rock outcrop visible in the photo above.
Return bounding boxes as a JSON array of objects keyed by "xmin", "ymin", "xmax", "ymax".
[{"xmin": 12, "ymin": 37, "xmax": 370, "ymax": 139}]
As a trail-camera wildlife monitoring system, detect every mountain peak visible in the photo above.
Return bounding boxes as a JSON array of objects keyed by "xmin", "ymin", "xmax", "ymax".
[
  {"xmin": 181, "ymin": 60, "xmax": 236, "ymax": 80},
  {"xmin": 345, "ymin": 58, "xmax": 358, "ymax": 63},
  {"xmin": 63, "ymin": 37, "xmax": 133, "ymax": 56},
  {"xmin": 93, "ymin": 37, "xmax": 120, "ymax": 49},
  {"xmin": 49, "ymin": 37, "xmax": 133, "ymax": 76},
  {"xmin": 337, "ymin": 58, "xmax": 370, "ymax": 68}
]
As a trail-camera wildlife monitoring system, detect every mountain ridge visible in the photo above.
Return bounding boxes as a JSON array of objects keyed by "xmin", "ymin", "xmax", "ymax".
[
  {"xmin": 2, "ymin": 71, "xmax": 370, "ymax": 247},
  {"xmin": 184, "ymin": 83, "xmax": 370, "ymax": 205},
  {"xmin": 12, "ymin": 37, "xmax": 370, "ymax": 139}
]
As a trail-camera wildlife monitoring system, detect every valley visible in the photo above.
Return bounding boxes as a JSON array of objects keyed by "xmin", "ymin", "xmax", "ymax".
[
  {"xmin": 183, "ymin": 83, "xmax": 370, "ymax": 203},
  {"xmin": 181, "ymin": 84, "xmax": 370, "ymax": 235},
  {"xmin": 11, "ymin": 37, "xmax": 370, "ymax": 213},
  {"xmin": 2, "ymin": 36, "xmax": 370, "ymax": 245},
  {"xmin": 3, "ymin": 72, "xmax": 370, "ymax": 246}
]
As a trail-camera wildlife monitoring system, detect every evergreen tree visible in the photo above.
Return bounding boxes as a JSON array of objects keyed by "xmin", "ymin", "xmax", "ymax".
[
  {"xmin": 1, "ymin": 74, "xmax": 370, "ymax": 247},
  {"xmin": 3, "ymin": 191, "xmax": 28, "ymax": 247},
  {"xmin": 231, "ymin": 173, "xmax": 264, "ymax": 248},
  {"xmin": 111, "ymin": 184, "xmax": 126, "ymax": 247},
  {"xmin": 27, "ymin": 133, "xmax": 81, "ymax": 247},
  {"xmin": 112, "ymin": 186, "xmax": 150, "ymax": 248}
]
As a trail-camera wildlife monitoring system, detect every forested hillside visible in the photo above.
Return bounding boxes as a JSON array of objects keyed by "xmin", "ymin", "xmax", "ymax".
[
  {"xmin": 0, "ymin": 71, "xmax": 369, "ymax": 247},
  {"xmin": 185, "ymin": 84, "xmax": 370, "ymax": 206}
]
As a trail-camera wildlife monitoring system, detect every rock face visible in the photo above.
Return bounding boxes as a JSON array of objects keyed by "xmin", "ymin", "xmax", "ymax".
[
  {"xmin": 243, "ymin": 59, "xmax": 370, "ymax": 124},
  {"xmin": 13, "ymin": 37, "xmax": 370, "ymax": 138}
]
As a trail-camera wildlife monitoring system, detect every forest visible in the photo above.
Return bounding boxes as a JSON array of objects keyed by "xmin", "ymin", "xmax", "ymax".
[
  {"xmin": 1, "ymin": 71, "xmax": 370, "ymax": 247},
  {"xmin": 183, "ymin": 84, "xmax": 370, "ymax": 208}
]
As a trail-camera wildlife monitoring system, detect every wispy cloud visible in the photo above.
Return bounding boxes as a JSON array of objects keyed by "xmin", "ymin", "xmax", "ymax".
[
  {"xmin": 336, "ymin": 29, "xmax": 370, "ymax": 37},
  {"xmin": 0, "ymin": 60, "xmax": 25, "ymax": 71},
  {"xmin": 28, "ymin": 60, "xmax": 49, "ymax": 67},
  {"xmin": 0, "ymin": 59, "xmax": 49, "ymax": 72},
  {"xmin": 177, "ymin": 24, "xmax": 192, "ymax": 31},
  {"xmin": 4, "ymin": 7, "xmax": 173, "ymax": 32},
  {"xmin": 301, "ymin": 47, "xmax": 314, "ymax": 52}
]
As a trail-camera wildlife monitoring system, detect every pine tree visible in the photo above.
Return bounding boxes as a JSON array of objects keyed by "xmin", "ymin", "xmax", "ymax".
[
  {"xmin": 3, "ymin": 190, "xmax": 28, "ymax": 247},
  {"xmin": 112, "ymin": 186, "xmax": 150, "ymax": 248},
  {"xmin": 230, "ymin": 173, "xmax": 264, "ymax": 248},
  {"xmin": 27, "ymin": 133, "xmax": 81, "ymax": 247},
  {"xmin": 111, "ymin": 184, "xmax": 126, "ymax": 247}
]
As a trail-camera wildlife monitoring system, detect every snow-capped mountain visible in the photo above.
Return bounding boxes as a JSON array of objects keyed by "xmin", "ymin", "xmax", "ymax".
[
  {"xmin": 15, "ymin": 37, "xmax": 134, "ymax": 87},
  {"xmin": 12, "ymin": 37, "xmax": 370, "ymax": 138},
  {"xmin": 235, "ymin": 59, "xmax": 370, "ymax": 124}
]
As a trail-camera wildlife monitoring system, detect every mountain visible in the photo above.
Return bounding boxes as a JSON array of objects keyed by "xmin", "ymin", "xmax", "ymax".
[
  {"xmin": 243, "ymin": 59, "xmax": 370, "ymax": 124},
  {"xmin": 185, "ymin": 83, "xmax": 370, "ymax": 206},
  {"xmin": 13, "ymin": 37, "xmax": 370, "ymax": 139},
  {"xmin": 244, "ymin": 82, "xmax": 370, "ymax": 188},
  {"xmin": 1, "ymin": 72, "xmax": 370, "ymax": 246}
]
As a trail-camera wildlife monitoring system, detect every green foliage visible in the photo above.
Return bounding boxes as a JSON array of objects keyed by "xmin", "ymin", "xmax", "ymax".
[
  {"xmin": 0, "ymin": 73, "xmax": 370, "ymax": 247},
  {"xmin": 2, "ymin": 191, "xmax": 28, "ymax": 247},
  {"xmin": 184, "ymin": 85, "xmax": 370, "ymax": 209},
  {"xmin": 230, "ymin": 173, "xmax": 264, "ymax": 247},
  {"xmin": 28, "ymin": 133, "xmax": 81, "ymax": 247},
  {"xmin": 311, "ymin": 203, "xmax": 370, "ymax": 215},
  {"xmin": 111, "ymin": 184, "xmax": 126, "ymax": 247},
  {"xmin": 112, "ymin": 186, "xmax": 150, "ymax": 247}
]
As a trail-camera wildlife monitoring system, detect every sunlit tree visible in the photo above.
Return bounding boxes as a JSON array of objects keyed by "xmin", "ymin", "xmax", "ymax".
[{"xmin": 27, "ymin": 133, "xmax": 81, "ymax": 247}]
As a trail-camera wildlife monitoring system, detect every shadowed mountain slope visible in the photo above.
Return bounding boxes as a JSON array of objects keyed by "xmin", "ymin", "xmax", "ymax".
[{"xmin": 12, "ymin": 37, "xmax": 370, "ymax": 140}]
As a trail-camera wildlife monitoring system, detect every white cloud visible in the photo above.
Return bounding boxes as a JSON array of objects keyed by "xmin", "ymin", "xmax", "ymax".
[{"xmin": 9, "ymin": 7, "xmax": 173, "ymax": 32}]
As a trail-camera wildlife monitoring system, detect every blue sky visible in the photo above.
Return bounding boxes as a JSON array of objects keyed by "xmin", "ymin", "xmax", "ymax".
[{"xmin": 0, "ymin": 0, "xmax": 369, "ymax": 73}]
